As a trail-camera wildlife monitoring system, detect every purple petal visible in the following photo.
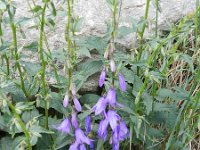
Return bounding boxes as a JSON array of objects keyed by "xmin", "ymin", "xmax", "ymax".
[
  {"xmin": 107, "ymin": 110, "xmax": 120, "ymax": 130},
  {"xmin": 90, "ymin": 141, "xmax": 94, "ymax": 150},
  {"xmin": 63, "ymin": 92, "xmax": 69, "ymax": 107},
  {"xmin": 112, "ymin": 139, "xmax": 119, "ymax": 150},
  {"xmin": 118, "ymin": 121, "xmax": 129, "ymax": 141},
  {"xmin": 71, "ymin": 112, "xmax": 79, "ymax": 129},
  {"xmin": 119, "ymin": 73, "xmax": 126, "ymax": 92},
  {"xmin": 85, "ymin": 116, "xmax": 91, "ymax": 135},
  {"xmin": 97, "ymin": 119, "xmax": 109, "ymax": 140},
  {"xmin": 99, "ymin": 70, "xmax": 106, "ymax": 87},
  {"xmin": 69, "ymin": 141, "xmax": 79, "ymax": 150},
  {"xmin": 57, "ymin": 118, "xmax": 71, "ymax": 134},
  {"xmin": 75, "ymin": 128, "xmax": 91, "ymax": 145},
  {"xmin": 79, "ymin": 144, "xmax": 86, "ymax": 150},
  {"xmin": 106, "ymin": 88, "xmax": 116, "ymax": 107},
  {"xmin": 73, "ymin": 96, "xmax": 82, "ymax": 112},
  {"xmin": 92, "ymin": 97, "xmax": 107, "ymax": 115},
  {"xmin": 110, "ymin": 60, "xmax": 116, "ymax": 72}
]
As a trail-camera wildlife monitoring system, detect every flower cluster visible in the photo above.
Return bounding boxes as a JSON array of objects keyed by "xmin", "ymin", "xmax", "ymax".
[
  {"xmin": 56, "ymin": 112, "xmax": 92, "ymax": 149},
  {"xmin": 92, "ymin": 62, "xmax": 129, "ymax": 150},
  {"xmin": 56, "ymin": 84, "xmax": 93, "ymax": 149}
]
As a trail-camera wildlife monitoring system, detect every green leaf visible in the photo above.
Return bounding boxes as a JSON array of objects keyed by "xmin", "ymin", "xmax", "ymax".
[
  {"xmin": 50, "ymin": 2, "xmax": 57, "ymax": 16},
  {"xmin": 117, "ymin": 26, "xmax": 132, "ymax": 38},
  {"xmin": 78, "ymin": 47, "xmax": 91, "ymax": 58},
  {"xmin": 23, "ymin": 41, "xmax": 38, "ymax": 52},
  {"xmin": 75, "ymin": 60, "xmax": 103, "ymax": 91}
]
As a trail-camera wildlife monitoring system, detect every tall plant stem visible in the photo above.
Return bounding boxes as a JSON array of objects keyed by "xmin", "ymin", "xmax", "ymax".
[
  {"xmin": 195, "ymin": 0, "xmax": 199, "ymax": 49},
  {"xmin": 3, "ymin": 95, "xmax": 32, "ymax": 149},
  {"xmin": 66, "ymin": 0, "xmax": 72, "ymax": 90},
  {"xmin": 39, "ymin": 3, "xmax": 49, "ymax": 129},
  {"xmin": 138, "ymin": 0, "xmax": 150, "ymax": 61},
  {"xmin": 155, "ymin": 0, "xmax": 159, "ymax": 37},
  {"xmin": 7, "ymin": 5, "xmax": 29, "ymax": 98}
]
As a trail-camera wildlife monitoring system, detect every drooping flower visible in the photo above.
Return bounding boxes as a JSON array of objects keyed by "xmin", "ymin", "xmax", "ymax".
[
  {"xmin": 75, "ymin": 128, "xmax": 91, "ymax": 145},
  {"xmin": 57, "ymin": 118, "xmax": 71, "ymax": 134},
  {"xmin": 72, "ymin": 112, "xmax": 79, "ymax": 129},
  {"xmin": 118, "ymin": 73, "xmax": 126, "ymax": 92},
  {"xmin": 92, "ymin": 97, "xmax": 107, "ymax": 115},
  {"xmin": 106, "ymin": 110, "xmax": 120, "ymax": 130},
  {"xmin": 63, "ymin": 91, "xmax": 69, "ymax": 107},
  {"xmin": 110, "ymin": 59, "xmax": 116, "ymax": 72},
  {"xmin": 79, "ymin": 144, "xmax": 86, "ymax": 150},
  {"xmin": 69, "ymin": 141, "xmax": 79, "ymax": 150},
  {"xmin": 99, "ymin": 70, "xmax": 106, "ymax": 87},
  {"xmin": 73, "ymin": 96, "xmax": 82, "ymax": 112},
  {"xmin": 106, "ymin": 88, "xmax": 116, "ymax": 107},
  {"xmin": 118, "ymin": 121, "xmax": 129, "ymax": 140},
  {"xmin": 98, "ymin": 119, "xmax": 109, "ymax": 140},
  {"xmin": 85, "ymin": 116, "xmax": 92, "ymax": 135}
]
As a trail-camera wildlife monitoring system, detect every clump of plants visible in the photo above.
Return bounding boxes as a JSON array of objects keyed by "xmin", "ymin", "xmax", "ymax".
[{"xmin": 0, "ymin": 0, "xmax": 199, "ymax": 150}]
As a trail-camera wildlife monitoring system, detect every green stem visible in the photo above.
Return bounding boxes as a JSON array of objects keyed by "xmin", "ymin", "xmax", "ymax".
[
  {"xmin": 3, "ymin": 96, "xmax": 32, "ymax": 149},
  {"xmin": 7, "ymin": 5, "xmax": 29, "ymax": 98},
  {"xmin": 39, "ymin": 3, "xmax": 49, "ymax": 129},
  {"xmin": 66, "ymin": 0, "xmax": 72, "ymax": 89},
  {"xmin": 155, "ymin": 0, "xmax": 159, "ymax": 37},
  {"xmin": 4, "ymin": 55, "xmax": 10, "ymax": 76},
  {"xmin": 195, "ymin": 0, "xmax": 199, "ymax": 49},
  {"xmin": 138, "ymin": 0, "xmax": 150, "ymax": 61}
]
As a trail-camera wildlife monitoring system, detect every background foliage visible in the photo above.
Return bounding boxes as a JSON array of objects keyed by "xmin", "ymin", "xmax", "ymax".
[{"xmin": 0, "ymin": 0, "xmax": 199, "ymax": 150}]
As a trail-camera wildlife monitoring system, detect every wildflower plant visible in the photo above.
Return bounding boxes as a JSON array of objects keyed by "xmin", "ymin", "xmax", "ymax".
[{"xmin": 0, "ymin": 0, "xmax": 199, "ymax": 150}]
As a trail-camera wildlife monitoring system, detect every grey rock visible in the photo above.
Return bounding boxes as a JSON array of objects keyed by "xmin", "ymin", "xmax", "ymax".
[{"xmin": 2, "ymin": 0, "xmax": 196, "ymax": 93}]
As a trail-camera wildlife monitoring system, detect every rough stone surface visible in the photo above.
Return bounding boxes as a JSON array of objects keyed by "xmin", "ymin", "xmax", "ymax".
[
  {"xmin": 2, "ymin": 0, "xmax": 196, "ymax": 93},
  {"xmin": 7, "ymin": 0, "xmax": 196, "ymax": 49}
]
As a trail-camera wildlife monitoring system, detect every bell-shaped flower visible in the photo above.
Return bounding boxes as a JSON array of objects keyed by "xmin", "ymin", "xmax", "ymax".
[
  {"xmin": 75, "ymin": 128, "xmax": 91, "ymax": 145},
  {"xmin": 57, "ymin": 118, "xmax": 71, "ymax": 134},
  {"xmin": 69, "ymin": 141, "xmax": 79, "ymax": 150},
  {"xmin": 106, "ymin": 88, "xmax": 116, "ymax": 107},
  {"xmin": 63, "ymin": 91, "xmax": 69, "ymax": 107},
  {"xmin": 118, "ymin": 73, "xmax": 126, "ymax": 92},
  {"xmin": 98, "ymin": 119, "xmax": 109, "ymax": 140},
  {"xmin": 110, "ymin": 60, "xmax": 116, "ymax": 72},
  {"xmin": 118, "ymin": 121, "xmax": 129, "ymax": 141},
  {"xmin": 85, "ymin": 116, "xmax": 91, "ymax": 135},
  {"xmin": 92, "ymin": 97, "xmax": 107, "ymax": 115},
  {"xmin": 73, "ymin": 96, "xmax": 82, "ymax": 112},
  {"xmin": 71, "ymin": 112, "xmax": 79, "ymax": 129},
  {"xmin": 99, "ymin": 70, "xmax": 106, "ymax": 87},
  {"xmin": 106, "ymin": 110, "xmax": 120, "ymax": 130},
  {"xmin": 79, "ymin": 144, "xmax": 86, "ymax": 150}
]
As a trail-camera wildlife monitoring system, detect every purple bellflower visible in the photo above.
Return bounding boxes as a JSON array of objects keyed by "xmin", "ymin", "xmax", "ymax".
[
  {"xmin": 97, "ymin": 118, "xmax": 109, "ymax": 140},
  {"xmin": 106, "ymin": 88, "xmax": 116, "ymax": 107},
  {"xmin": 79, "ymin": 144, "xmax": 86, "ymax": 150},
  {"xmin": 118, "ymin": 121, "xmax": 129, "ymax": 141},
  {"xmin": 72, "ymin": 112, "xmax": 79, "ymax": 129},
  {"xmin": 57, "ymin": 118, "xmax": 71, "ymax": 134},
  {"xmin": 85, "ymin": 116, "xmax": 92, "ymax": 135},
  {"xmin": 75, "ymin": 128, "xmax": 91, "ymax": 145},
  {"xmin": 73, "ymin": 96, "xmax": 82, "ymax": 112},
  {"xmin": 69, "ymin": 141, "xmax": 79, "ymax": 150},
  {"xmin": 92, "ymin": 97, "xmax": 107, "ymax": 115},
  {"xmin": 99, "ymin": 70, "xmax": 106, "ymax": 87},
  {"xmin": 106, "ymin": 110, "xmax": 120, "ymax": 130},
  {"xmin": 118, "ymin": 73, "xmax": 126, "ymax": 92}
]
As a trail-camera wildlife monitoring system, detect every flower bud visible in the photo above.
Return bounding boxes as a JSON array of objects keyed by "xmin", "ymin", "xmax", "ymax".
[
  {"xmin": 110, "ymin": 60, "xmax": 116, "ymax": 72},
  {"xmin": 118, "ymin": 73, "xmax": 126, "ymax": 92},
  {"xmin": 99, "ymin": 70, "xmax": 106, "ymax": 87},
  {"xmin": 63, "ymin": 91, "xmax": 69, "ymax": 107}
]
